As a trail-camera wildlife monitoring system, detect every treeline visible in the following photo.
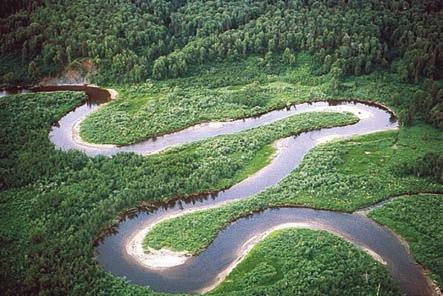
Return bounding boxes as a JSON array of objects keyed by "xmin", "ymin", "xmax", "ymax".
[
  {"xmin": 0, "ymin": 0, "xmax": 262, "ymax": 84},
  {"xmin": 396, "ymin": 78, "xmax": 443, "ymax": 129},
  {"xmin": 152, "ymin": 0, "xmax": 443, "ymax": 82},
  {"xmin": 395, "ymin": 152, "xmax": 443, "ymax": 184},
  {"xmin": 0, "ymin": 0, "xmax": 442, "ymax": 128},
  {"xmin": 0, "ymin": 0, "xmax": 42, "ymax": 18},
  {"xmin": 0, "ymin": 0, "xmax": 442, "ymax": 85}
]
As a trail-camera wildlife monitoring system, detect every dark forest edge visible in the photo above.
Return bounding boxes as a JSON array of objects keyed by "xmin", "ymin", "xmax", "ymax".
[
  {"xmin": 79, "ymin": 53, "xmax": 442, "ymax": 145},
  {"xmin": 1, "ymin": 1, "xmax": 442, "ymax": 130},
  {"xmin": 0, "ymin": 0, "xmax": 442, "ymax": 295}
]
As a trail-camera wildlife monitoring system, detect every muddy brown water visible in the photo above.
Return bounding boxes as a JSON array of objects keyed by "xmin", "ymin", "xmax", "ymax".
[{"xmin": 2, "ymin": 86, "xmax": 433, "ymax": 295}]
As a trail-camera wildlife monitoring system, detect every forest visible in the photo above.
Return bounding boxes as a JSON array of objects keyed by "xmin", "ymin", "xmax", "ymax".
[
  {"xmin": 0, "ymin": 0, "xmax": 442, "ymax": 295},
  {"xmin": 143, "ymin": 126, "xmax": 443, "ymax": 254},
  {"xmin": 0, "ymin": 0, "xmax": 442, "ymax": 128},
  {"xmin": 1, "ymin": 0, "xmax": 442, "ymax": 83},
  {"xmin": 0, "ymin": 90, "xmax": 358, "ymax": 294}
]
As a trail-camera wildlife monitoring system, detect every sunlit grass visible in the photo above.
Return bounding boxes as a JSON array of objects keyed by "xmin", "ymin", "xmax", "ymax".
[
  {"xmin": 210, "ymin": 229, "xmax": 400, "ymax": 295},
  {"xmin": 144, "ymin": 126, "xmax": 442, "ymax": 254}
]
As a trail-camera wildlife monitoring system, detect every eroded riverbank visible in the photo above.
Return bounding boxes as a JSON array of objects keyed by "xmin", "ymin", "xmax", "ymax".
[{"xmin": 4, "ymin": 85, "xmax": 435, "ymax": 295}]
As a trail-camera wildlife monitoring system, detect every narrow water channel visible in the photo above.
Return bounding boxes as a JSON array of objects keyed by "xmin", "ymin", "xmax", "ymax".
[
  {"xmin": 2, "ymin": 85, "xmax": 432, "ymax": 295},
  {"xmin": 48, "ymin": 93, "xmax": 397, "ymax": 157},
  {"xmin": 98, "ymin": 207, "xmax": 429, "ymax": 295}
]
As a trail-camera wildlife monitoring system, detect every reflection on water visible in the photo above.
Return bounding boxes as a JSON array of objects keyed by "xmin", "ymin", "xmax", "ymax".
[
  {"xmin": 98, "ymin": 207, "xmax": 430, "ymax": 295},
  {"xmin": 4, "ymin": 85, "xmax": 429, "ymax": 295},
  {"xmin": 0, "ymin": 88, "xmax": 31, "ymax": 97},
  {"xmin": 32, "ymin": 85, "xmax": 110, "ymax": 105},
  {"xmin": 0, "ymin": 85, "xmax": 110, "ymax": 105}
]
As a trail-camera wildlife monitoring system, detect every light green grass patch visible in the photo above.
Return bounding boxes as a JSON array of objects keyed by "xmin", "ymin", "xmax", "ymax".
[
  {"xmin": 144, "ymin": 125, "xmax": 442, "ymax": 254},
  {"xmin": 209, "ymin": 228, "xmax": 400, "ymax": 295}
]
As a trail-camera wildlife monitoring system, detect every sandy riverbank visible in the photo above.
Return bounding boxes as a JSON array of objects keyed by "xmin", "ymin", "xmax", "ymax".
[
  {"xmin": 71, "ymin": 88, "xmax": 118, "ymax": 150},
  {"xmin": 198, "ymin": 222, "xmax": 386, "ymax": 294},
  {"xmin": 124, "ymin": 199, "xmax": 238, "ymax": 269}
]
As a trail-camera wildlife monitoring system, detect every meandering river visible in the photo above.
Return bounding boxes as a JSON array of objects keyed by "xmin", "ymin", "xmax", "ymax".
[{"xmin": 2, "ymin": 85, "xmax": 433, "ymax": 295}]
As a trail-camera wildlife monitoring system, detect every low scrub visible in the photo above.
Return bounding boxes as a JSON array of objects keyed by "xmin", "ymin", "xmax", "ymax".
[
  {"xmin": 369, "ymin": 194, "xmax": 443, "ymax": 287},
  {"xmin": 210, "ymin": 228, "xmax": 400, "ymax": 295}
]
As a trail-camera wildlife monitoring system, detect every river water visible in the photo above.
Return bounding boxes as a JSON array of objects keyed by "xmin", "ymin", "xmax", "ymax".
[{"xmin": 2, "ymin": 86, "xmax": 432, "ymax": 295}]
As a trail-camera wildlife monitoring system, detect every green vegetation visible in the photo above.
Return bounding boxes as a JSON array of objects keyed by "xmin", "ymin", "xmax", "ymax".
[
  {"xmin": 1, "ymin": 0, "xmax": 441, "ymax": 85},
  {"xmin": 210, "ymin": 228, "xmax": 400, "ymax": 295},
  {"xmin": 0, "ymin": 91, "xmax": 357, "ymax": 295},
  {"xmin": 81, "ymin": 54, "xmax": 337, "ymax": 144},
  {"xmin": 369, "ymin": 194, "xmax": 443, "ymax": 287},
  {"xmin": 81, "ymin": 53, "xmax": 442, "ymax": 144},
  {"xmin": 2, "ymin": 80, "xmax": 440, "ymax": 295},
  {"xmin": 144, "ymin": 126, "xmax": 442, "ymax": 254},
  {"xmin": 0, "ymin": 91, "xmax": 85, "ymax": 188},
  {"xmin": 394, "ymin": 152, "xmax": 443, "ymax": 184},
  {"xmin": 1, "ymin": 1, "xmax": 443, "ymax": 294},
  {"xmin": 1, "ymin": 1, "xmax": 441, "ymax": 130}
]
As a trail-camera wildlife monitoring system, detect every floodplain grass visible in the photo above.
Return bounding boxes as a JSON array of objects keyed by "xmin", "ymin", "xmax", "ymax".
[
  {"xmin": 210, "ymin": 228, "xmax": 400, "ymax": 296},
  {"xmin": 369, "ymin": 194, "xmax": 443, "ymax": 288},
  {"xmin": 0, "ymin": 90, "xmax": 357, "ymax": 295},
  {"xmin": 144, "ymin": 126, "xmax": 443, "ymax": 254},
  {"xmin": 1, "ymin": 54, "xmax": 441, "ymax": 296},
  {"xmin": 80, "ymin": 53, "xmax": 422, "ymax": 145}
]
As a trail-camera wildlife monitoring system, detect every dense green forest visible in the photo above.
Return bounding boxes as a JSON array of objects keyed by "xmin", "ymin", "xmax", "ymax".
[
  {"xmin": 1, "ymin": 0, "xmax": 442, "ymax": 128},
  {"xmin": 1, "ymin": 0, "xmax": 442, "ymax": 83},
  {"xmin": 1, "ymin": 0, "xmax": 443, "ymax": 295},
  {"xmin": 0, "ymin": 91, "xmax": 357, "ymax": 294}
]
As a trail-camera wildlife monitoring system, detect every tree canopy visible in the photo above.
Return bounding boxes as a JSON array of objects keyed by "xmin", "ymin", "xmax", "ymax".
[{"xmin": 0, "ymin": 0, "xmax": 442, "ymax": 85}]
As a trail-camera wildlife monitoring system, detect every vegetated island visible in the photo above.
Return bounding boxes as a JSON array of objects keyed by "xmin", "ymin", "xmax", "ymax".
[{"xmin": 0, "ymin": 0, "xmax": 442, "ymax": 295}]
